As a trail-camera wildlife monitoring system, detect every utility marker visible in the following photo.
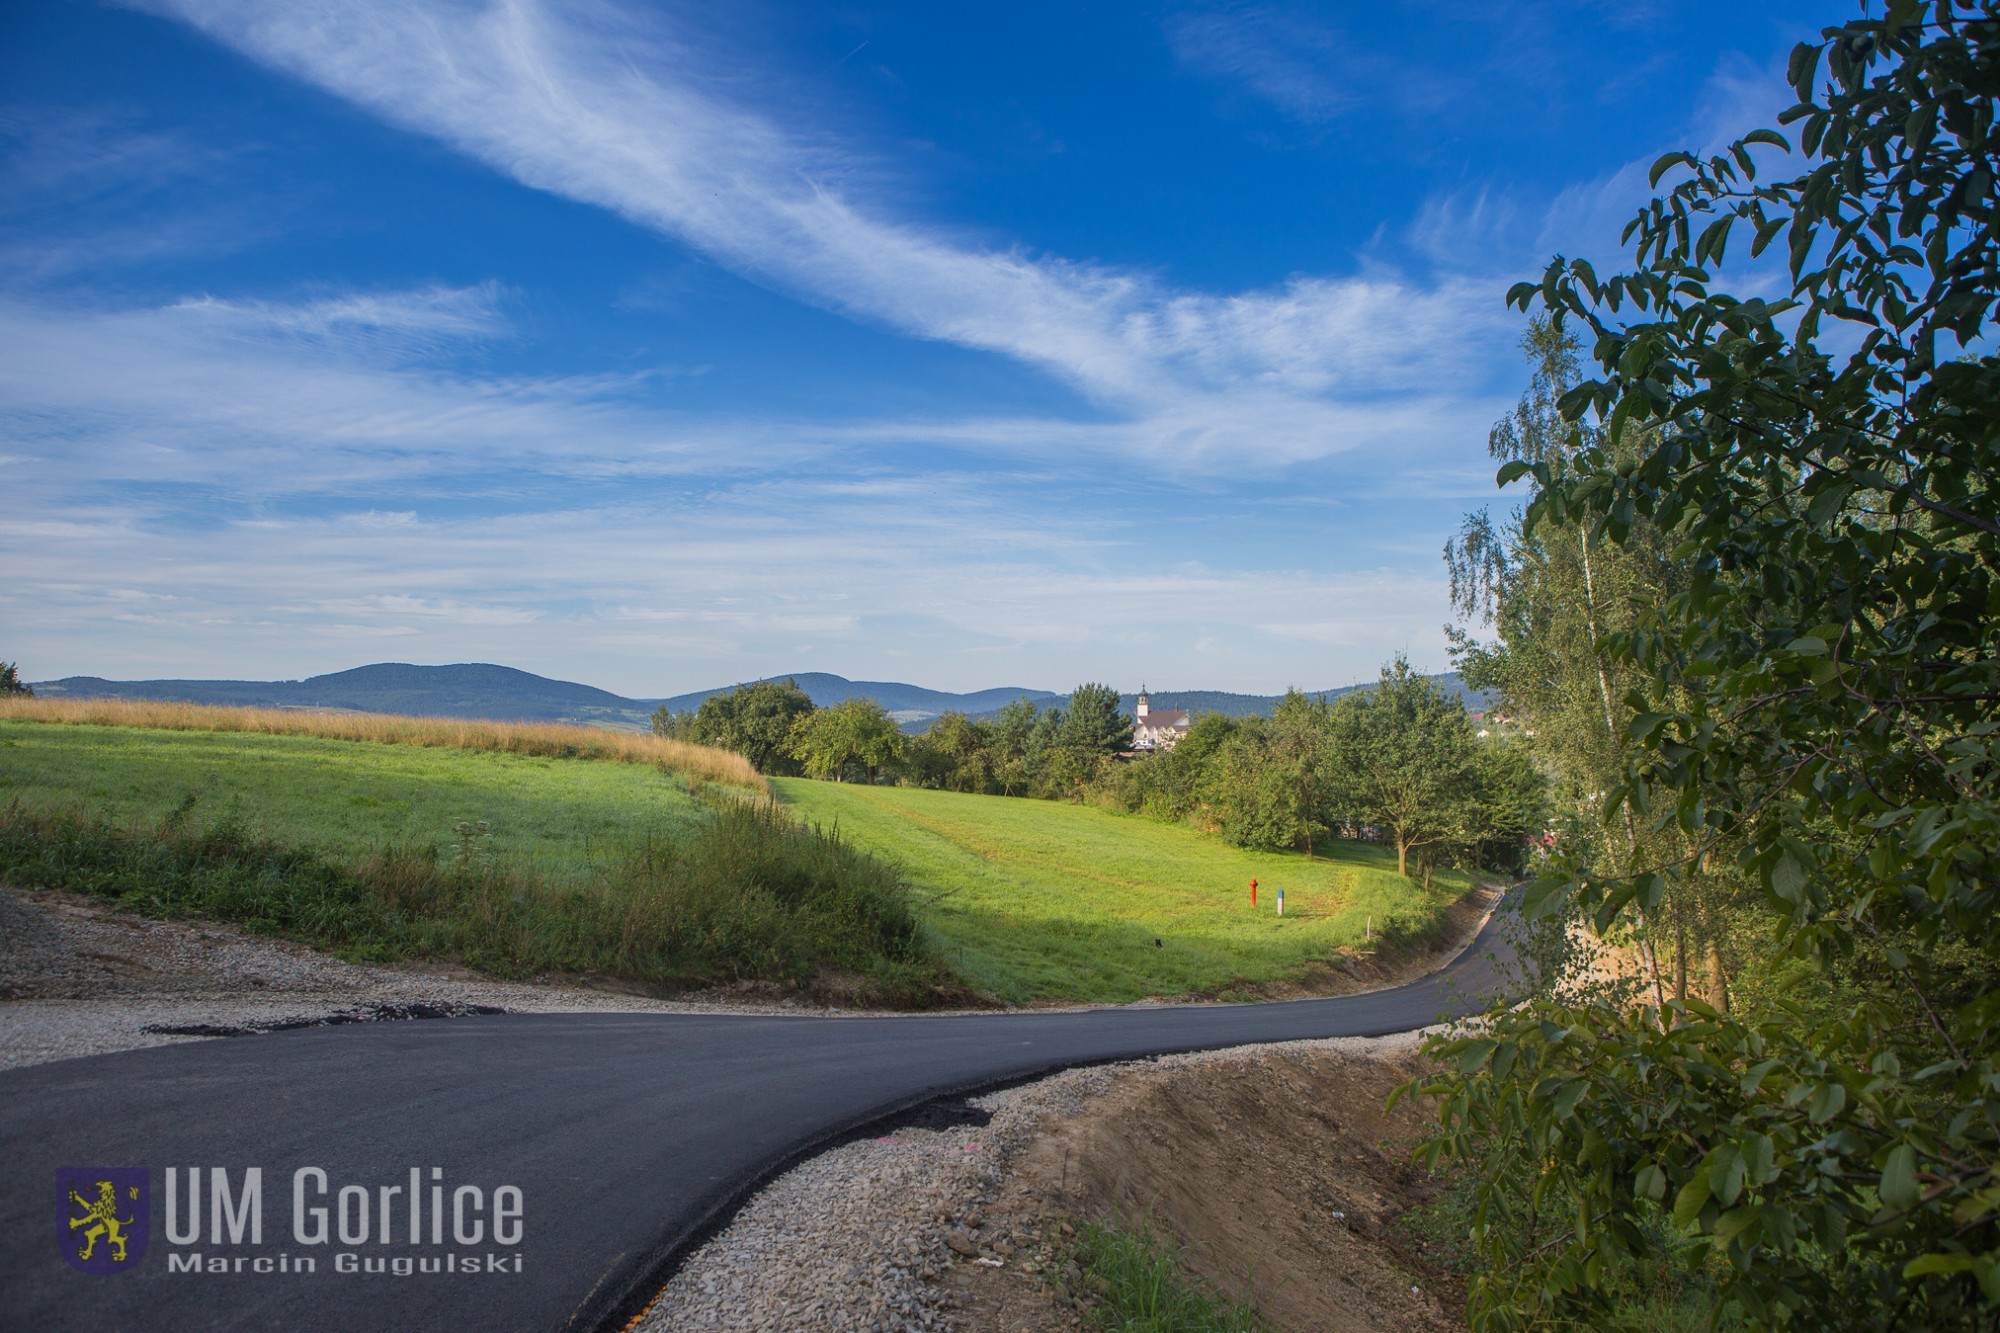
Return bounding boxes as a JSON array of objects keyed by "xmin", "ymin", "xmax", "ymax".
[
  {"xmin": 1277, "ymin": 887, "xmax": 1284, "ymax": 917},
  {"xmin": 1250, "ymin": 877, "xmax": 1258, "ymax": 910}
]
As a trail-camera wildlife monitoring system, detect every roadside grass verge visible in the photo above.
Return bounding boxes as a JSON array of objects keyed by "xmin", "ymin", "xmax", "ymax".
[
  {"xmin": 0, "ymin": 797, "xmax": 963, "ymax": 1006},
  {"xmin": 773, "ymin": 779, "xmax": 1469, "ymax": 1004},
  {"xmin": 0, "ymin": 697, "xmax": 764, "ymax": 791},
  {"xmin": 1064, "ymin": 1218, "xmax": 1266, "ymax": 1332}
]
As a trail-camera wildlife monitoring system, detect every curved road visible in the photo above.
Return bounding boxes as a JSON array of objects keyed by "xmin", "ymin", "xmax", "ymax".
[{"xmin": 3, "ymin": 909, "xmax": 1513, "ymax": 1332}]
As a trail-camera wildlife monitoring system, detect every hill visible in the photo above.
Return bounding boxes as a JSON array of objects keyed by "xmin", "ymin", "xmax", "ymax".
[
  {"xmin": 650, "ymin": 673, "xmax": 1060, "ymax": 725},
  {"xmin": 34, "ymin": 663, "xmax": 660, "ymax": 731},
  {"xmin": 31, "ymin": 663, "xmax": 1490, "ymax": 733}
]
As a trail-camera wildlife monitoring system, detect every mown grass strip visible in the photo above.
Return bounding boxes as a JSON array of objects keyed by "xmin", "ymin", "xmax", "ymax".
[{"xmin": 775, "ymin": 778, "xmax": 1467, "ymax": 1004}]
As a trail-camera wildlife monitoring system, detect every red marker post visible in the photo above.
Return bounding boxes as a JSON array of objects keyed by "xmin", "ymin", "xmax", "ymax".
[{"xmin": 1250, "ymin": 878, "xmax": 1258, "ymax": 910}]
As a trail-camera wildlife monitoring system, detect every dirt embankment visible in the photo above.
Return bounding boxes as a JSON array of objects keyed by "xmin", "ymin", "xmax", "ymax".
[{"xmin": 942, "ymin": 1042, "xmax": 1465, "ymax": 1332}]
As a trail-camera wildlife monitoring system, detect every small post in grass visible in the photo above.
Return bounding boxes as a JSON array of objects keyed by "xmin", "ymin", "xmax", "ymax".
[
  {"xmin": 1276, "ymin": 887, "xmax": 1284, "ymax": 917},
  {"xmin": 1250, "ymin": 877, "xmax": 1257, "ymax": 910}
]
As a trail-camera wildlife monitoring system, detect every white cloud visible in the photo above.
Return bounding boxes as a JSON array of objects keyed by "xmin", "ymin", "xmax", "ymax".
[
  {"xmin": 5, "ymin": 462, "xmax": 1457, "ymax": 694},
  {"xmin": 130, "ymin": 0, "xmax": 1519, "ymax": 467}
]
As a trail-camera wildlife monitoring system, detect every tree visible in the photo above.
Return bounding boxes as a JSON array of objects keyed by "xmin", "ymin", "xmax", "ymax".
[
  {"xmin": 0, "ymin": 662, "xmax": 30, "ymax": 698},
  {"xmin": 1324, "ymin": 656, "xmax": 1483, "ymax": 877},
  {"xmin": 1210, "ymin": 718, "xmax": 1312, "ymax": 851},
  {"xmin": 1058, "ymin": 683, "xmax": 1132, "ymax": 755},
  {"xmin": 1464, "ymin": 738, "xmax": 1548, "ymax": 879},
  {"xmin": 1415, "ymin": 7, "xmax": 2000, "ymax": 1325},
  {"xmin": 1447, "ymin": 317, "xmax": 1700, "ymax": 1009},
  {"xmin": 788, "ymin": 698, "xmax": 904, "ymax": 784},
  {"xmin": 654, "ymin": 679, "xmax": 817, "ymax": 774},
  {"xmin": 1269, "ymin": 689, "xmax": 1336, "ymax": 856},
  {"xmin": 906, "ymin": 711, "xmax": 993, "ymax": 792},
  {"xmin": 984, "ymin": 698, "xmax": 1040, "ymax": 796}
]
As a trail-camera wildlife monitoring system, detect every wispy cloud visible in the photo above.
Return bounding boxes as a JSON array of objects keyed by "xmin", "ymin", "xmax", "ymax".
[
  {"xmin": 129, "ymin": 0, "xmax": 1520, "ymax": 468},
  {"xmin": 1162, "ymin": 5, "xmax": 1456, "ymax": 128},
  {"xmin": 0, "ymin": 103, "xmax": 269, "ymax": 279},
  {"xmin": 1407, "ymin": 51, "xmax": 1799, "ymax": 276},
  {"xmin": 6, "ymin": 482, "xmax": 1456, "ymax": 694},
  {"xmin": 0, "ymin": 282, "xmax": 1510, "ymax": 499}
]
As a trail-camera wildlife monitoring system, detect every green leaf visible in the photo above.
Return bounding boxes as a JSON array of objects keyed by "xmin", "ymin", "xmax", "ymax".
[
  {"xmin": 1770, "ymin": 851, "xmax": 1808, "ymax": 903},
  {"xmin": 1712, "ymin": 1145, "xmax": 1747, "ymax": 1207},
  {"xmin": 1714, "ymin": 1205, "xmax": 1759, "ymax": 1250},
  {"xmin": 1879, "ymin": 1144, "xmax": 1920, "ymax": 1212},
  {"xmin": 1904, "ymin": 1253, "xmax": 1978, "ymax": 1279},
  {"xmin": 1673, "ymin": 1173, "xmax": 1712, "ymax": 1229},
  {"xmin": 1454, "ymin": 1039, "xmax": 1499, "ymax": 1074},
  {"xmin": 1496, "ymin": 459, "xmax": 1533, "ymax": 485},
  {"xmin": 1634, "ymin": 1163, "xmax": 1666, "ymax": 1203},
  {"xmin": 1786, "ymin": 635, "xmax": 1828, "ymax": 656},
  {"xmin": 1521, "ymin": 872, "xmax": 1572, "ymax": 919},
  {"xmin": 1786, "ymin": 42, "xmax": 1821, "ymax": 96},
  {"xmin": 1649, "ymin": 151, "xmax": 1694, "ymax": 188}
]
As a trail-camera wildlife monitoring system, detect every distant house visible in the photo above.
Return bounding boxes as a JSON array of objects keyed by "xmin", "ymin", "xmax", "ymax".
[{"xmin": 1131, "ymin": 689, "xmax": 1190, "ymax": 751}]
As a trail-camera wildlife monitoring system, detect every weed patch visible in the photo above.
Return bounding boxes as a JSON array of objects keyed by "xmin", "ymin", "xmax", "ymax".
[{"xmin": 1062, "ymin": 1217, "xmax": 1266, "ymax": 1332}]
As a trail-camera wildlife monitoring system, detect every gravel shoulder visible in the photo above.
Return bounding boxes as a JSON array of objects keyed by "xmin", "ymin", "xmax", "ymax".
[
  {"xmin": 0, "ymin": 885, "xmax": 816, "ymax": 1070},
  {"xmin": 633, "ymin": 1032, "xmax": 1464, "ymax": 1333}
]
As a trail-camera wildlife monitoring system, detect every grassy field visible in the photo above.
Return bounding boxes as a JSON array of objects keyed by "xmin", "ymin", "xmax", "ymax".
[
  {"xmin": 0, "ymin": 721, "xmax": 708, "ymax": 882},
  {"xmin": 0, "ymin": 716, "xmax": 953, "ymax": 1003},
  {"xmin": 773, "ymin": 778, "xmax": 1471, "ymax": 1004}
]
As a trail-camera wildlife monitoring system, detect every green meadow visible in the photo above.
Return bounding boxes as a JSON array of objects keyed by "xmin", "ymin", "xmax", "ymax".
[
  {"xmin": 0, "ymin": 721, "xmax": 705, "ymax": 880},
  {"xmin": 0, "ymin": 719, "xmax": 1471, "ymax": 1005},
  {"xmin": 0, "ymin": 719, "xmax": 949, "ymax": 1002},
  {"xmin": 773, "ymin": 778, "xmax": 1470, "ymax": 1004}
]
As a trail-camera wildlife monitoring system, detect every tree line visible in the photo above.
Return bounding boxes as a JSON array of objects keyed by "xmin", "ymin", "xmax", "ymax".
[
  {"xmin": 655, "ymin": 663, "xmax": 1544, "ymax": 879},
  {"xmin": 1410, "ymin": 7, "xmax": 2000, "ymax": 1327}
]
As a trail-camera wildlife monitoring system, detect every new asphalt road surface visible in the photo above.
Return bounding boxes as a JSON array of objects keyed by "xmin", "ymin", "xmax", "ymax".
[{"xmin": 3, "ymin": 910, "xmax": 1514, "ymax": 1332}]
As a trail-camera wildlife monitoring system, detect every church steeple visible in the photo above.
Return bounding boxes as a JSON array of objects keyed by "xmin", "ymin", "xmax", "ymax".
[{"xmin": 1136, "ymin": 686, "xmax": 1149, "ymax": 721}]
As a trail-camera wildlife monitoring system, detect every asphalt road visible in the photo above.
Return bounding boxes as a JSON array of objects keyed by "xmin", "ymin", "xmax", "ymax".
[{"xmin": 2, "ymin": 909, "xmax": 1513, "ymax": 1333}]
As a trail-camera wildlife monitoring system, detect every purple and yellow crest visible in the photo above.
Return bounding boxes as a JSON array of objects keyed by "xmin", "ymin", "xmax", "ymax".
[{"xmin": 55, "ymin": 1167, "xmax": 148, "ymax": 1274}]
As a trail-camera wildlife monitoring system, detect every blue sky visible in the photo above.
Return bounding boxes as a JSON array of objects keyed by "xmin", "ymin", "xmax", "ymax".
[{"xmin": 4, "ymin": 0, "xmax": 1837, "ymax": 697}]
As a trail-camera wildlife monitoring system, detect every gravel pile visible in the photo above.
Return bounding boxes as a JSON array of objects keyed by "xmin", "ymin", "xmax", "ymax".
[{"xmin": 634, "ymin": 1032, "xmax": 1429, "ymax": 1333}]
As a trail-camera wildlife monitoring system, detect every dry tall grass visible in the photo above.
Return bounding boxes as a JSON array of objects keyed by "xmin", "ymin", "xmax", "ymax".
[{"xmin": 0, "ymin": 697, "xmax": 767, "ymax": 791}]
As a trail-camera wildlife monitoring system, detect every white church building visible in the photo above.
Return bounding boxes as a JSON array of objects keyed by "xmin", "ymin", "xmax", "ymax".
[{"xmin": 1131, "ymin": 689, "xmax": 1191, "ymax": 751}]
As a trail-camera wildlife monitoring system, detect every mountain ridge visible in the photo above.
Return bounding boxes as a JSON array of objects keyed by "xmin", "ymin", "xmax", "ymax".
[{"xmin": 30, "ymin": 662, "xmax": 1487, "ymax": 732}]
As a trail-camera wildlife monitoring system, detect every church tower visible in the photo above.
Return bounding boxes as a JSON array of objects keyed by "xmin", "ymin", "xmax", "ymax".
[{"xmin": 1135, "ymin": 687, "xmax": 1150, "ymax": 722}]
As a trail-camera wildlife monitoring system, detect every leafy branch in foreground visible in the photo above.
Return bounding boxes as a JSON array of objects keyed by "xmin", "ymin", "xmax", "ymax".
[{"xmin": 1414, "ymin": 5, "xmax": 2000, "ymax": 1328}]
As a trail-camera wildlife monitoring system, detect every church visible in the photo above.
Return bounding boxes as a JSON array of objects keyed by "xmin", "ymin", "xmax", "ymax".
[{"xmin": 1130, "ymin": 689, "xmax": 1190, "ymax": 751}]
